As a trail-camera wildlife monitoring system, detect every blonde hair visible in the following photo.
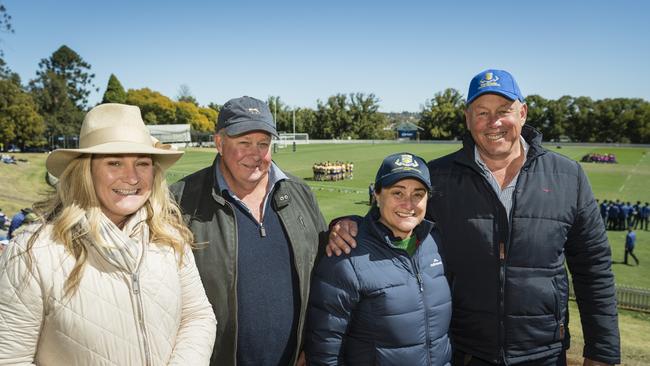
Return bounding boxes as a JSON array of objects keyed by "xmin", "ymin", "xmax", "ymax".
[{"xmin": 24, "ymin": 154, "xmax": 193, "ymax": 297}]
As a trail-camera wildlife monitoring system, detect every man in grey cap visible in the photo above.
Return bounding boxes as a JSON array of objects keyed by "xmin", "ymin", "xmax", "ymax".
[{"xmin": 171, "ymin": 96, "xmax": 327, "ymax": 366}]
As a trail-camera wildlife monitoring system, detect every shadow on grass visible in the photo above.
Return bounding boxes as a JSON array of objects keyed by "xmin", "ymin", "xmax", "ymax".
[{"xmin": 612, "ymin": 260, "xmax": 640, "ymax": 266}]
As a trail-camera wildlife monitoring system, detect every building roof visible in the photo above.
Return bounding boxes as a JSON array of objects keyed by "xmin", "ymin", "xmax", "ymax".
[{"xmin": 394, "ymin": 121, "xmax": 423, "ymax": 131}]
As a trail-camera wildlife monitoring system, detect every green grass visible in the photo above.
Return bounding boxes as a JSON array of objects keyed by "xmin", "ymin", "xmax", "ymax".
[{"xmin": 2, "ymin": 143, "xmax": 650, "ymax": 364}]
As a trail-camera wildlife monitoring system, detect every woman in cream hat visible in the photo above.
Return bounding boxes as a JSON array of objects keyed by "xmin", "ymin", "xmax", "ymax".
[{"xmin": 0, "ymin": 103, "xmax": 216, "ymax": 365}]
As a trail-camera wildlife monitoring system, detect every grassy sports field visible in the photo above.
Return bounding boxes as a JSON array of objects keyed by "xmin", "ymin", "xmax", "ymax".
[{"xmin": 1, "ymin": 143, "xmax": 649, "ymax": 364}]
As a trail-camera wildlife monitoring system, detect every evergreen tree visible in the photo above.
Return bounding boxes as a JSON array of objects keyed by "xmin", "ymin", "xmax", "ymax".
[
  {"xmin": 31, "ymin": 45, "xmax": 97, "ymax": 109},
  {"xmin": 102, "ymin": 74, "xmax": 127, "ymax": 104}
]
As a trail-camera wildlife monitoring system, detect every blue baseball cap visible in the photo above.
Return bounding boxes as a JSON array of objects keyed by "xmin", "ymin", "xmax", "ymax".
[
  {"xmin": 217, "ymin": 96, "xmax": 278, "ymax": 137},
  {"xmin": 466, "ymin": 69, "xmax": 524, "ymax": 105},
  {"xmin": 375, "ymin": 152, "xmax": 431, "ymax": 191}
]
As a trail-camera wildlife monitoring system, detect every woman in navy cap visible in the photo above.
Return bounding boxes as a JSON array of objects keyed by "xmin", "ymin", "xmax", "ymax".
[{"xmin": 305, "ymin": 152, "xmax": 451, "ymax": 365}]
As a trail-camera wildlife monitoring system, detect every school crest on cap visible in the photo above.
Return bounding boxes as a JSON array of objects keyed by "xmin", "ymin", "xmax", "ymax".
[
  {"xmin": 479, "ymin": 72, "xmax": 501, "ymax": 89},
  {"xmin": 393, "ymin": 154, "xmax": 419, "ymax": 169}
]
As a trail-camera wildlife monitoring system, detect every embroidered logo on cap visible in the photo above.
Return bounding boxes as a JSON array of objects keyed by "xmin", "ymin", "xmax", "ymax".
[
  {"xmin": 393, "ymin": 154, "xmax": 419, "ymax": 168},
  {"xmin": 248, "ymin": 108, "xmax": 260, "ymax": 114},
  {"xmin": 479, "ymin": 72, "xmax": 501, "ymax": 89}
]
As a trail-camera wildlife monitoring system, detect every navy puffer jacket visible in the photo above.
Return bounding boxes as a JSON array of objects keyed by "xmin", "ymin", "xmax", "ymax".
[
  {"xmin": 306, "ymin": 210, "xmax": 451, "ymax": 365},
  {"xmin": 427, "ymin": 125, "xmax": 619, "ymax": 364}
]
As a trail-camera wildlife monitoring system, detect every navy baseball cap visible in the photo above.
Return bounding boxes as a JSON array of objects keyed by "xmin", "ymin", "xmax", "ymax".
[
  {"xmin": 216, "ymin": 96, "xmax": 278, "ymax": 137},
  {"xmin": 466, "ymin": 69, "xmax": 524, "ymax": 105},
  {"xmin": 375, "ymin": 153, "xmax": 431, "ymax": 191}
]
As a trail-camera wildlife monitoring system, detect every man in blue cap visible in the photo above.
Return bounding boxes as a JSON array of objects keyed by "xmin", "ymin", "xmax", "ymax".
[
  {"xmin": 328, "ymin": 70, "xmax": 620, "ymax": 365},
  {"xmin": 171, "ymin": 96, "xmax": 327, "ymax": 366},
  {"xmin": 428, "ymin": 69, "xmax": 619, "ymax": 365}
]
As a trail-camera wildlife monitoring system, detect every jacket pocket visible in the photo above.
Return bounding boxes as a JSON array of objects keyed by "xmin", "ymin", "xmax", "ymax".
[{"xmin": 552, "ymin": 276, "xmax": 568, "ymax": 341}]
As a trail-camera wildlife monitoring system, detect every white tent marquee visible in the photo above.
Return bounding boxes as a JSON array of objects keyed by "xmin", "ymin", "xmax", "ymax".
[{"xmin": 147, "ymin": 124, "xmax": 191, "ymax": 147}]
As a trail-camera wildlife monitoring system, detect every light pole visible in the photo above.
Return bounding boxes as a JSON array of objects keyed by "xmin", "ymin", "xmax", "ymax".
[
  {"xmin": 292, "ymin": 108, "xmax": 296, "ymax": 135},
  {"xmin": 273, "ymin": 97, "xmax": 277, "ymax": 125}
]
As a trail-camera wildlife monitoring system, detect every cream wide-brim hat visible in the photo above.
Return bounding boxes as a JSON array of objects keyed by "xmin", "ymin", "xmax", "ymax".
[{"xmin": 45, "ymin": 103, "xmax": 184, "ymax": 178}]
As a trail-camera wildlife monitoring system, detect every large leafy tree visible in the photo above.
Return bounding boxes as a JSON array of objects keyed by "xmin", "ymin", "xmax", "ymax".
[
  {"xmin": 102, "ymin": 74, "xmax": 127, "ymax": 103},
  {"xmin": 294, "ymin": 107, "xmax": 317, "ymax": 136},
  {"xmin": 419, "ymin": 88, "xmax": 465, "ymax": 140},
  {"xmin": 348, "ymin": 93, "xmax": 388, "ymax": 139},
  {"xmin": 313, "ymin": 93, "xmax": 391, "ymax": 139},
  {"xmin": 127, "ymin": 87, "xmax": 215, "ymax": 131},
  {"xmin": 0, "ymin": 79, "xmax": 45, "ymax": 148},
  {"xmin": 566, "ymin": 96, "xmax": 595, "ymax": 142},
  {"xmin": 524, "ymin": 94, "xmax": 548, "ymax": 134},
  {"xmin": 267, "ymin": 96, "xmax": 292, "ymax": 133},
  {"xmin": 315, "ymin": 94, "xmax": 354, "ymax": 139},
  {"xmin": 30, "ymin": 71, "xmax": 83, "ymax": 138},
  {"xmin": 175, "ymin": 101, "xmax": 215, "ymax": 132},
  {"xmin": 126, "ymin": 88, "xmax": 176, "ymax": 124}
]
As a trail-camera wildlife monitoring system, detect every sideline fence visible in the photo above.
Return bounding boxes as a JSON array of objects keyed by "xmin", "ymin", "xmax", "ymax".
[{"xmin": 569, "ymin": 283, "xmax": 650, "ymax": 313}]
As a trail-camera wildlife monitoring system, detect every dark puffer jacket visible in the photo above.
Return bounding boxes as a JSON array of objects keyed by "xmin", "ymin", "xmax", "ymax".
[
  {"xmin": 427, "ymin": 125, "xmax": 620, "ymax": 364},
  {"xmin": 306, "ymin": 209, "xmax": 452, "ymax": 365}
]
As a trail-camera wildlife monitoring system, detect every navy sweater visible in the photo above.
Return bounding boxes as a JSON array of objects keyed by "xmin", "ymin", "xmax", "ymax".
[{"xmin": 230, "ymin": 195, "xmax": 300, "ymax": 366}]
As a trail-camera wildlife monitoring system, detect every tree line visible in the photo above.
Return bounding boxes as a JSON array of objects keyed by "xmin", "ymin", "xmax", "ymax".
[
  {"xmin": 0, "ymin": 7, "xmax": 648, "ymax": 148},
  {"xmin": 420, "ymin": 89, "xmax": 650, "ymax": 143}
]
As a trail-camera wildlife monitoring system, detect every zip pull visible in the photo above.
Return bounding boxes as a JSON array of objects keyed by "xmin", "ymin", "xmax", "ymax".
[
  {"xmin": 299, "ymin": 216, "xmax": 305, "ymax": 228},
  {"xmin": 259, "ymin": 222, "xmax": 267, "ymax": 237},
  {"xmin": 416, "ymin": 273, "xmax": 424, "ymax": 292},
  {"xmin": 132, "ymin": 273, "xmax": 140, "ymax": 294},
  {"xmin": 499, "ymin": 242, "xmax": 505, "ymax": 261}
]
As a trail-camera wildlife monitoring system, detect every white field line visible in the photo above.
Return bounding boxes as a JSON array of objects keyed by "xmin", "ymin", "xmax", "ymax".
[{"xmin": 618, "ymin": 154, "xmax": 645, "ymax": 193}]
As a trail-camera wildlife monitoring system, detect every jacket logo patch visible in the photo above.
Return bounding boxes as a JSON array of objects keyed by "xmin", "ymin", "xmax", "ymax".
[
  {"xmin": 542, "ymin": 188, "xmax": 551, "ymax": 192},
  {"xmin": 430, "ymin": 258, "xmax": 442, "ymax": 267}
]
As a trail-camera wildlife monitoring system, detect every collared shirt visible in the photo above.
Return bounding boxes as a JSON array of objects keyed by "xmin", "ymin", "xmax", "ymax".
[
  {"xmin": 214, "ymin": 154, "xmax": 288, "ymax": 219},
  {"xmin": 215, "ymin": 155, "xmax": 298, "ymax": 366},
  {"xmin": 474, "ymin": 136, "xmax": 529, "ymax": 218}
]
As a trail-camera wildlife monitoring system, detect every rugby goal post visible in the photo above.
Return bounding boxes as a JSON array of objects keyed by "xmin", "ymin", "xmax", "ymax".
[{"xmin": 276, "ymin": 133, "xmax": 309, "ymax": 148}]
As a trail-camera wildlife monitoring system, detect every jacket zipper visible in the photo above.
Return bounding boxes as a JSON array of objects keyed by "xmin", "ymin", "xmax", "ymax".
[
  {"xmin": 457, "ymin": 140, "xmax": 539, "ymax": 364},
  {"xmin": 259, "ymin": 222, "xmax": 266, "ymax": 237},
  {"xmin": 410, "ymin": 249, "xmax": 432, "ymax": 366},
  {"xmin": 131, "ymin": 243, "xmax": 152, "ymax": 366}
]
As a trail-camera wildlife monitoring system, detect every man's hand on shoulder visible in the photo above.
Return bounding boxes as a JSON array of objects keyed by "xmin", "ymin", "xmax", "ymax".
[{"xmin": 325, "ymin": 219, "xmax": 358, "ymax": 257}]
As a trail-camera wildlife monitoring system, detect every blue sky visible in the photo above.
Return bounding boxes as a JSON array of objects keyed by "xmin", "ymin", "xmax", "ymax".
[{"xmin": 3, "ymin": 0, "xmax": 649, "ymax": 112}]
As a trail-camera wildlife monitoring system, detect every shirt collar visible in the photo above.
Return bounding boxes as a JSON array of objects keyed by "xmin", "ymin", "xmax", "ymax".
[
  {"xmin": 474, "ymin": 135, "xmax": 529, "ymax": 173},
  {"xmin": 214, "ymin": 154, "xmax": 288, "ymax": 200}
]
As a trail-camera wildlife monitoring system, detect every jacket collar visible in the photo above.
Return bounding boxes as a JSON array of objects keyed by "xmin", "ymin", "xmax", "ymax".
[{"xmin": 209, "ymin": 155, "xmax": 292, "ymax": 211}]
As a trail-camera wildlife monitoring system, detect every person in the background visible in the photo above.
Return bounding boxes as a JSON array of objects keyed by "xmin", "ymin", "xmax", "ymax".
[
  {"xmin": 641, "ymin": 202, "xmax": 650, "ymax": 231},
  {"xmin": 624, "ymin": 226, "xmax": 639, "ymax": 266},
  {"xmin": 368, "ymin": 182, "xmax": 375, "ymax": 206},
  {"xmin": 306, "ymin": 153, "xmax": 451, "ymax": 365},
  {"xmin": 600, "ymin": 199, "xmax": 609, "ymax": 230},
  {"xmin": 0, "ymin": 207, "xmax": 6, "ymax": 229},
  {"xmin": 7, "ymin": 211, "xmax": 37, "ymax": 238},
  {"xmin": 7, "ymin": 207, "xmax": 32, "ymax": 239},
  {"xmin": 171, "ymin": 96, "xmax": 327, "ymax": 366},
  {"xmin": 328, "ymin": 69, "xmax": 620, "ymax": 365},
  {"xmin": 0, "ymin": 103, "xmax": 216, "ymax": 365}
]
